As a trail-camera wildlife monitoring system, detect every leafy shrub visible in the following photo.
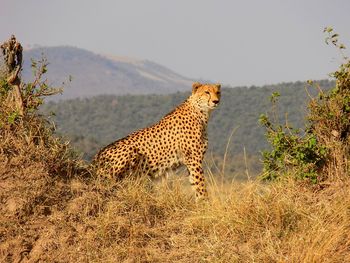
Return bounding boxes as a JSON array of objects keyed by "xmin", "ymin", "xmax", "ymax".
[
  {"xmin": 259, "ymin": 93, "xmax": 327, "ymax": 182},
  {"xmin": 260, "ymin": 28, "xmax": 349, "ymax": 183}
]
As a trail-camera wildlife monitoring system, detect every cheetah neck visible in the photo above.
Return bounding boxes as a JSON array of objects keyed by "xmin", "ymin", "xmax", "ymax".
[{"xmin": 185, "ymin": 98, "xmax": 211, "ymax": 125}]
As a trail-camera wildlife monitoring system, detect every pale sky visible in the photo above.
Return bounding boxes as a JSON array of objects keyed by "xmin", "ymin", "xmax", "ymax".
[{"xmin": 1, "ymin": 0, "xmax": 349, "ymax": 87}]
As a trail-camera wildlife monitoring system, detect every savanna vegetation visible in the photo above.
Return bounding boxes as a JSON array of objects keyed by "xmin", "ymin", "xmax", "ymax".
[
  {"xmin": 41, "ymin": 79, "xmax": 333, "ymax": 179},
  {"xmin": 1, "ymin": 29, "xmax": 350, "ymax": 262}
]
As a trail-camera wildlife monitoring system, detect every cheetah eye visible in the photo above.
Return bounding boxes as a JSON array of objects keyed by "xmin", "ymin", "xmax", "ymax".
[{"xmin": 205, "ymin": 91, "xmax": 210, "ymax": 95}]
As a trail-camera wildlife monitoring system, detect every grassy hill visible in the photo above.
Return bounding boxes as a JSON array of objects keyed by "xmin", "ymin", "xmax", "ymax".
[{"xmin": 22, "ymin": 46, "xmax": 193, "ymax": 100}]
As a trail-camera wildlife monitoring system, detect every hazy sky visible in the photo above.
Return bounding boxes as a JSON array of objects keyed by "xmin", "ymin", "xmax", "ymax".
[{"xmin": 1, "ymin": 0, "xmax": 349, "ymax": 87}]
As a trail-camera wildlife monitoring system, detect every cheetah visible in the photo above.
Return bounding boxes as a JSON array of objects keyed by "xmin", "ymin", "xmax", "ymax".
[{"xmin": 93, "ymin": 82, "xmax": 221, "ymax": 199}]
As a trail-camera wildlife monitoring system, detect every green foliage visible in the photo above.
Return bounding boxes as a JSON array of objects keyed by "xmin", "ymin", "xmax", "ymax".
[
  {"xmin": 7, "ymin": 110, "xmax": 20, "ymax": 124},
  {"xmin": 261, "ymin": 29, "xmax": 350, "ymax": 183},
  {"xmin": 22, "ymin": 56, "xmax": 62, "ymax": 112},
  {"xmin": 259, "ymin": 106, "xmax": 327, "ymax": 182},
  {"xmin": 0, "ymin": 55, "xmax": 62, "ymax": 129},
  {"xmin": 324, "ymin": 27, "xmax": 347, "ymax": 52},
  {"xmin": 270, "ymin": 91, "xmax": 280, "ymax": 103},
  {"xmin": 0, "ymin": 77, "xmax": 11, "ymax": 96}
]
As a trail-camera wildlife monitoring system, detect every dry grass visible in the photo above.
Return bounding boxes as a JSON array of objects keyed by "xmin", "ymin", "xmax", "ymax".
[{"xmin": 1, "ymin": 160, "xmax": 350, "ymax": 262}]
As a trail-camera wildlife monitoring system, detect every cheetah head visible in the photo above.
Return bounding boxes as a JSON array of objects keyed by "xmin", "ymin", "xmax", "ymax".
[{"xmin": 191, "ymin": 82, "xmax": 221, "ymax": 110}]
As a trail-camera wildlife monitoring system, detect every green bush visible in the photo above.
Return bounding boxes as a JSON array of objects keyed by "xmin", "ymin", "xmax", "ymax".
[
  {"xmin": 259, "ymin": 94, "xmax": 327, "ymax": 182},
  {"xmin": 260, "ymin": 28, "xmax": 349, "ymax": 183}
]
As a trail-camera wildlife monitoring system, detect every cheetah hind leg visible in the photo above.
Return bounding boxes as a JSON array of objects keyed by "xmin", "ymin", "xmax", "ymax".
[{"xmin": 95, "ymin": 148, "xmax": 145, "ymax": 179}]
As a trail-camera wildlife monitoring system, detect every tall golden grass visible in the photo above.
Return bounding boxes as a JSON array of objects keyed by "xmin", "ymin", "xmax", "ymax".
[{"xmin": 2, "ymin": 159, "xmax": 350, "ymax": 262}]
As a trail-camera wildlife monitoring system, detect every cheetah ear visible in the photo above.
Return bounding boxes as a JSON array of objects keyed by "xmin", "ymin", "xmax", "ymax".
[
  {"xmin": 215, "ymin": 83, "xmax": 221, "ymax": 90},
  {"xmin": 192, "ymin": 82, "xmax": 202, "ymax": 94}
]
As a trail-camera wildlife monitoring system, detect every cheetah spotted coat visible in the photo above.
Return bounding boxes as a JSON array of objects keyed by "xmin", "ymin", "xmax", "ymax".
[{"xmin": 93, "ymin": 82, "xmax": 221, "ymax": 199}]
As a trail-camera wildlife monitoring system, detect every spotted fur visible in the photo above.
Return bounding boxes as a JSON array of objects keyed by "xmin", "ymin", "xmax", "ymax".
[{"xmin": 93, "ymin": 82, "xmax": 221, "ymax": 199}]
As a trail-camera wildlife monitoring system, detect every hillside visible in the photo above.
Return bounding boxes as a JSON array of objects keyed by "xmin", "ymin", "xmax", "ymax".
[
  {"xmin": 22, "ymin": 46, "xmax": 193, "ymax": 100},
  {"xmin": 42, "ymin": 80, "xmax": 334, "ymax": 177}
]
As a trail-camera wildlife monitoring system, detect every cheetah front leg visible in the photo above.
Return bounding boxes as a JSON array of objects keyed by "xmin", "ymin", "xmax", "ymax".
[{"xmin": 184, "ymin": 158, "xmax": 208, "ymax": 200}]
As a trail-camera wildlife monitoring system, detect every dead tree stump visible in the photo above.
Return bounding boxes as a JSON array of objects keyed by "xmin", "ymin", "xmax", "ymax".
[{"xmin": 1, "ymin": 35, "xmax": 24, "ymax": 115}]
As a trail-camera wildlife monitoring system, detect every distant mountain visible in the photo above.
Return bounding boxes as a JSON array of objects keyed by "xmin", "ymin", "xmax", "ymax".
[{"xmin": 22, "ymin": 46, "xmax": 193, "ymax": 100}]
